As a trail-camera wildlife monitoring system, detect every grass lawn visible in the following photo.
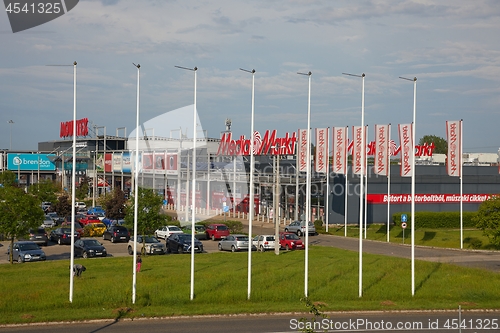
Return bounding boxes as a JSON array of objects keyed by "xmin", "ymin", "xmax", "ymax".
[
  {"xmin": 320, "ymin": 224, "xmax": 496, "ymax": 250},
  {"xmin": 1, "ymin": 246, "xmax": 500, "ymax": 324}
]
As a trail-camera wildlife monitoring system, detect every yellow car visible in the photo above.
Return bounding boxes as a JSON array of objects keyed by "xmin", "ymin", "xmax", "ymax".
[{"xmin": 85, "ymin": 222, "xmax": 107, "ymax": 237}]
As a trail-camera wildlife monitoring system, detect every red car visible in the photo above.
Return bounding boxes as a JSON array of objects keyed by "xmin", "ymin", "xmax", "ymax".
[
  {"xmin": 79, "ymin": 214, "xmax": 101, "ymax": 226},
  {"xmin": 279, "ymin": 232, "xmax": 304, "ymax": 251},
  {"xmin": 205, "ymin": 223, "xmax": 230, "ymax": 241}
]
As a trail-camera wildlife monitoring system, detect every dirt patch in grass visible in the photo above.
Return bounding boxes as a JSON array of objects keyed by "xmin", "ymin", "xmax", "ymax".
[{"xmin": 380, "ymin": 300, "xmax": 396, "ymax": 306}]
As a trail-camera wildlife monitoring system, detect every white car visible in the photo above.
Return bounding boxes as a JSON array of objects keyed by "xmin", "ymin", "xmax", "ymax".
[
  {"xmin": 154, "ymin": 225, "xmax": 183, "ymax": 239},
  {"xmin": 252, "ymin": 235, "xmax": 276, "ymax": 252}
]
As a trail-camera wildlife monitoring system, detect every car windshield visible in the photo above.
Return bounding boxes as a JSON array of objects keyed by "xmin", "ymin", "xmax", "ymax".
[
  {"xmin": 177, "ymin": 234, "xmax": 192, "ymax": 241},
  {"xmin": 216, "ymin": 226, "xmax": 228, "ymax": 231},
  {"xmin": 235, "ymin": 236, "xmax": 249, "ymax": 241},
  {"xmin": 141, "ymin": 236, "xmax": 159, "ymax": 243},
  {"xmin": 83, "ymin": 240, "xmax": 101, "ymax": 246},
  {"xmin": 169, "ymin": 226, "xmax": 182, "ymax": 231},
  {"xmin": 61, "ymin": 228, "xmax": 72, "ymax": 234},
  {"xmin": 18, "ymin": 243, "xmax": 39, "ymax": 251},
  {"xmin": 195, "ymin": 226, "xmax": 205, "ymax": 231},
  {"xmin": 285, "ymin": 234, "xmax": 300, "ymax": 240},
  {"xmin": 266, "ymin": 236, "xmax": 275, "ymax": 241}
]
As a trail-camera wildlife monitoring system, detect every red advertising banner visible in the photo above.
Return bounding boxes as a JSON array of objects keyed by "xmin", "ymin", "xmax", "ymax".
[
  {"xmin": 332, "ymin": 127, "xmax": 347, "ymax": 174},
  {"xmin": 143, "ymin": 153, "xmax": 153, "ymax": 171},
  {"xmin": 298, "ymin": 129, "xmax": 308, "ymax": 172},
  {"xmin": 367, "ymin": 193, "xmax": 494, "ymax": 204},
  {"xmin": 446, "ymin": 120, "xmax": 462, "ymax": 177},
  {"xmin": 315, "ymin": 128, "xmax": 328, "ymax": 173},
  {"xmin": 166, "ymin": 153, "xmax": 178, "ymax": 175},
  {"xmin": 398, "ymin": 123, "xmax": 413, "ymax": 177},
  {"xmin": 104, "ymin": 153, "xmax": 113, "ymax": 173},
  {"xmin": 154, "ymin": 153, "xmax": 165, "ymax": 171},
  {"xmin": 374, "ymin": 124, "xmax": 390, "ymax": 176},
  {"xmin": 352, "ymin": 126, "xmax": 367, "ymax": 175}
]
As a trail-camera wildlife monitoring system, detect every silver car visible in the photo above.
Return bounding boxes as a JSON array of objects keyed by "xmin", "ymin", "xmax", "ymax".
[
  {"xmin": 127, "ymin": 235, "xmax": 166, "ymax": 255},
  {"xmin": 284, "ymin": 220, "xmax": 316, "ymax": 236},
  {"xmin": 7, "ymin": 241, "xmax": 46, "ymax": 263},
  {"xmin": 218, "ymin": 234, "xmax": 257, "ymax": 252}
]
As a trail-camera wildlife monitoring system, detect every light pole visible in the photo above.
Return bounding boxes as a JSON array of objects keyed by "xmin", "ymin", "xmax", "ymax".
[
  {"xmin": 95, "ymin": 126, "xmax": 106, "ymax": 197},
  {"xmin": 175, "ymin": 65, "xmax": 198, "ymax": 301},
  {"xmin": 297, "ymin": 70, "xmax": 312, "ymax": 298},
  {"xmin": 342, "ymin": 72, "xmax": 365, "ymax": 298},
  {"xmin": 132, "ymin": 63, "xmax": 140, "ymax": 304},
  {"xmin": 240, "ymin": 67, "xmax": 255, "ymax": 300},
  {"xmin": 8, "ymin": 120, "xmax": 14, "ymax": 150},
  {"xmin": 400, "ymin": 76, "xmax": 417, "ymax": 296}
]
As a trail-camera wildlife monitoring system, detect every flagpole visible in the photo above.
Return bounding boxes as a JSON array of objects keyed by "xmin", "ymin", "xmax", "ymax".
[
  {"xmin": 326, "ymin": 128, "xmax": 330, "ymax": 233},
  {"xmin": 364, "ymin": 125, "xmax": 368, "ymax": 239},
  {"xmin": 345, "ymin": 126, "xmax": 348, "ymax": 237},
  {"xmin": 460, "ymin": 119, "xmax": 463, "ymax": 249},
  {"xmin": 387, "ymin": 124, "xmax": 391, "ymax": 242}
]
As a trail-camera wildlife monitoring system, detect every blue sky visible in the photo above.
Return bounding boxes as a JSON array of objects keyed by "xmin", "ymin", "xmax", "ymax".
[{"xmin": 1, "ymin": 0, "xmax": 499, "ymax": 153}]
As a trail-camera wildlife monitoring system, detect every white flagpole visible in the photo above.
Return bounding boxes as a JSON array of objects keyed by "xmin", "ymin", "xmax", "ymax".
[
  {"xmin": 69, "ymin": 61, "xmax": 77, "ymax": 303},
  {"xmin": 387, "ymin": 124, "xmax": 391, "ymax": 243},
  {"xmin": 132, "ymin": 63, "xmax": 140, "ymax": 304},
  {"xmin": 364, "ymin": 125, "xmax": 368, "ymax": 239},
  {"xmin": 360, "ymin": 74, "xmax": 365, "ymax": 298},
  {"xmin": 460, "ymin": 119, "xmax": 463, "ymax": 249},
  {"xmin": 326, "ymin": 128, "xmax": 330, "ymax": 232},
  {"xmin": 345, "ymin": 127, "xmax": 348, "ymax": 237}
]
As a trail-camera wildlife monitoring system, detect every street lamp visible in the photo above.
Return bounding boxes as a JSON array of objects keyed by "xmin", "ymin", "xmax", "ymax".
[
  {"xmin": 8, "ymin": 120, "xmax": 14, "ymax": 150},
  {"xmin": 240, "ymin": 67, "xmax": 255, "ymax": 300},
  {"xmin": 297, "ymin": 70, "xmax": 312, "ymax": 298},
  {"xmin": 175, "ymin": 65, "xmax": 198, "ymax": 301},
  {"xmin": 342, "ymin": 72, "xmax": 365, "ymax": 298},
  {"xmin": 132, "ymin": 63, "xmax": 140, "ymax": 304},
  {"xmin": 400, "ymin": 76, "xmax": 417, "ymax": 296}
]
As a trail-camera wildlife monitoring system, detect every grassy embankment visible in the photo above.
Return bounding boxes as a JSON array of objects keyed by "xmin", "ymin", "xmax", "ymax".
[{"xmin": 1, "ymin": 245, "xmax": 499, "ymax": 324}]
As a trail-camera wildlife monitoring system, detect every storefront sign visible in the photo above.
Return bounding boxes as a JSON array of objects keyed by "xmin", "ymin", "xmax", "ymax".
[
  {"xmin": 367, "ymin": 193, "xmax": 493, "ymax": 204},
  {"xmin": 7, "ymin": 153, "xmax": 56, "ymax": 171},
  {"xmin": 217, "ymin": 130, "xmax": 297, "ymax": 156},
  {"xmin": 60, "ymin": 117, "xmax": 89, "ymax": 138}
]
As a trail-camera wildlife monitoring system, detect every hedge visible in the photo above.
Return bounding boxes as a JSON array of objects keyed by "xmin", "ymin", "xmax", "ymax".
[{"xmin": 392, "ymin": 211, "xmax": 478, "ymax": 229}]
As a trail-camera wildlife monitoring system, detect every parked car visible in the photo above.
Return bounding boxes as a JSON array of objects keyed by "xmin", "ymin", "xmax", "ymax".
[
  {"xmin": 218, "ymin": 234, "xmax": 256, "ymax": 252},
  {"xmin": 102, "ymin": 225, "xmax": 130, "ymax": 243},
  {"xmin": 46, "ymin": 212, "xmax": 64, "ymax": 225},
  {"xmin": 75, "ymin": 202, "xmax": 86, "ymax": 210},
  {"xmin": 87, "ymin": 206, "xmax": 106, "ymax": 216},
  {"xmin": 181, "ymin": 224, "xmax": 207, "ymax": 240},
  {"xmin": 102, "ymin": 218, "xmax": 125, "ymax": 227},
  {"xmin": 28, "ymin": 228, "xmax": 48, "ymax": 246},
  {"xmin": 85, "ymin": 222, "xmax": 107, "ymax": 237},
  {"xmin": 205, "ymin": 223, "xmax": 230, "ymax": 241},
  {"xmin": 279, "ymin": 232, "xmax": 304, "ymax": 250},
  {"xmin": 49, "ymin": 227, "xmax": 80, "ymax": 245},
  {"xmin": 284, "ymin": 220, "xmax": 316, "ymax": 236},
  {"xmin": 41, "ymin": 202, "xmax": 52, "ymax": 213},
  {"xmin": 166, "ymin": 233, "xmax": 204, "ymax": 254},
  {"xmin": 154, "ymin": 225, "xmax": 183, "ymax": 239},
  {"xmin": 128, "ymin": 235, "xmax": 166, "ymax": 255},
  {"xmin": 7, "ymin": 241, "xmax": 46, "ymax": 263},
  {"xmin": 61, "ymin": 221, "xmax": 84, "ymax": 237},
  {"xmin": 74, "ymin": 238, "xmax": 107, "ymax": 258},
  {"xmin": 41, "ymin": 215, "xmax": 56, "ymax": 228},
  {"xmin": 252, "ymin": 234, "xmax": 276, "ymax": 252},
  {"xmin": 79, "ymin": 214, "xmax": 101, "ymax": 226}
]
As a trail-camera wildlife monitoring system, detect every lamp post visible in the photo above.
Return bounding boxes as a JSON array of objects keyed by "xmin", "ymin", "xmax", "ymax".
[
  {"xmin": 95, "ymin": 126, "xmax": 106, "ymax": 197},
  {"xmin": 132, "ymin": 63, "xmax": 140, "ymax": 304},
  {"xmin": 342, "ymin": 72, "xmax": 365, "ymax": 298},
  {"xmin": 297, "ymin": 70, "xmax": 312, "ymax": 298},
  {"xmin": 399, "ymin": 76, "xmax": 417, "ymax": 296},
  {"xmin": 175, "ymin": 65, "xmax": 198, "ymax": 301},
  {"xmin": 8, "ymin": 120, "xmax": 14, "ymax": 150},
  {"xmin": 240, "ymin": 68, "xmax": 255, "ymax": 300}
]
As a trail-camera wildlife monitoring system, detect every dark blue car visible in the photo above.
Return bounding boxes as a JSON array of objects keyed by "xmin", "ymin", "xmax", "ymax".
[
  {"xmin": 74, "ymin": 238, "xmax": 107, "ymax": 258},
  {"xmin": 166, "ymin": 233, "xmax": 204, "ymax": 254}
]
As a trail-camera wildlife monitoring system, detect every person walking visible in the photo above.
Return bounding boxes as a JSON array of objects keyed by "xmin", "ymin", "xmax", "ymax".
[{"xmin": 136, "ymin": 255, "xmax": 142, "ymax": 272}]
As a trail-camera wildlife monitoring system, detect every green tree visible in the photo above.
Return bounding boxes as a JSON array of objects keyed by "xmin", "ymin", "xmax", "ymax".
[
  {"xmin": 102, "ymin": 188, "xmax": 127, "ymax": 220},
  {"xmin": 54, "ymin": 195, "xmax": 72, "ymax": 220},
  {"xmin": 28, "ymin": 179, "xmax": 59, "ymax": 204},
  {"xmin": 473, "ymin": 195, "xmax": 500, "ymax": 247},
  {"xmin": 419, "ymin": 135, "xmax": 447, "ymax": 154},
  {"xmin": 0, "ymin": 185, "xmax": 45, "ymax": 264},
  {"xmin": 76, "ymin": 176, "xmax": 90, "ymax": 201},
  {"xmin": 125, "ymin": 187, "xmax": 167, "ymax": 253},
  {"xmin": 0, "ymin": 170, "xmax": 17, "ymax": 187}
]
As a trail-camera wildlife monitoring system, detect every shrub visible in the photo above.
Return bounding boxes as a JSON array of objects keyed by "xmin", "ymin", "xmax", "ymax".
[{"xmin": 392, "ymin": 211, "xmax": 478, "ymax": 229}]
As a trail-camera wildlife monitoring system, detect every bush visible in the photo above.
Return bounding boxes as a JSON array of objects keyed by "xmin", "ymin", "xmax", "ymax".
[
  {"xmin": 392, "ymin": 211, "xmax": 478, "ymax": 229},
  {"xmin": 313, "ymin": 220, "xmax": 323, "ymax": 229}
]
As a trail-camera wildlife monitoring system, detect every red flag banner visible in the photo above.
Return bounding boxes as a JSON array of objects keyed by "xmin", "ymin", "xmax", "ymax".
[
  {"xmin": 332, "ymin": 127, "xmax": 347, "ymax": 174},
  {"xmin": 398, "ymin": 123, "xmax": 413, "ymax": 177},
  {"xmin": 374, "ymin": 124, "xmax": 390, "ymax": 176},
  {"xmin": 315, "ymin": 128, "xmax": 328, "ymax": 173},
  {"xmin": 352, "ymin": 126, "xmax": 366, "ymax": 176},
  {"xmin": 446, "ymin": 120, "xmax": 462, "ymax": 177},
  {"xmin": 298, "ymin": 129, "xmax": 308, "ymax": 172}
]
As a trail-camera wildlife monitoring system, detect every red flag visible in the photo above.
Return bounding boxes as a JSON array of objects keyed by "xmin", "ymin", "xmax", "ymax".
[
  {"xmin": 352, "ymin": 126, "xmax": 367, "ymax": 175},
  {"xmin": 374, "ymin": 124, "xmax": 390, "ymax": 176},
  {"xmin": 298, "ymin": 129, "xmax": 308, "ymax": 172},
  {"xmin": 398, "ymin": 123, "xmax": 413, "ymax": 177},
  {"xmin": 315, "ymin": 128, "xmax": 328, "ymax": 173},
  {"xmin": 446, "ymin": 120, "xmax": 462, "ymax": 177},
  {"xmin": 332, "ymin": 127, "xmax": 347, "ymax": 174}
]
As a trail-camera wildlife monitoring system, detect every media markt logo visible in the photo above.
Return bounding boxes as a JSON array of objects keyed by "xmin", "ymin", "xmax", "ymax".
[
  {"xmin": 4, "ymin": 0, "xmax": 79, "ymax": 33},
  {"xmin": 12, "ymin": 156, "xmax": 22, "ymax": 166}
]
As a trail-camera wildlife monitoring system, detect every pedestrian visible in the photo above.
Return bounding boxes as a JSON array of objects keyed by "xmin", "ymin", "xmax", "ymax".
[
  {"xmin": 73, "ymin": 264, "xmax": 86, "ymax": 277},
  {"xmin": 136, "ymin": 255, "xmax": 142, "ymax": 272}
]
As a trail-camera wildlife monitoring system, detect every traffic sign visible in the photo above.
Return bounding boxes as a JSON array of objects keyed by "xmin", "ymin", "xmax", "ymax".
[
  {"xmin": 223, "ymin": 205, "xmax": 229, "ymax": 213},
  {"xmin": 401, "ymin": 222, "xmax": 407, "ymax": 229},
  {"xmin": 401, "ymin": 214, "xmax": 407, "ymax": 222},
  {"xmin": 222, "ymin": 196, "xmax": 227, "ymax": 202}
]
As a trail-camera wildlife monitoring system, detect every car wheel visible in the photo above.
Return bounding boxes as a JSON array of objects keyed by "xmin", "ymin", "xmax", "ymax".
[
  {"xmin": 260, "ymin": 245, "xmax": 265, "ymax": 252},
  {"xmin": 231, "ymin": 245, "xmax": 236, "ymax": 253},
  {"xmin": 166, "ymin": 246, "xmax": 171, "ymax": 253},
  {"xmin": 178, "ymin": 246, "xmax": 184, "ymax": 254},
  {"xmin": 211, "ymin": 235, "xmax": 215, "ymax": 241},
  {"xmin": 102, "ymin": 234, "xmax": 106, "ymax": 240},
  {"xmin": 17, "ymin": 256, "xmax": 23, "ymax": 263},
  {"xmin": 82, "ymin": 251, "xmax": 88, "ymax": 259},
  {"xmin": 57, "ymin": 238, "xmax": 62, "ymax": 245},
  {"xmin": 218, "ymin": 243, "xmax": 222, "ymax": 251},
  {"xmin": 285, "ymin": 244, "xmax": 290, "ymax": 251},
  {"xmin": 111, "ymin": 237, "xmax": 116, "ymax": 243},
  {"xmin": 128, "ymin": 246, "xmax": 133, "ymax": 255},
  {"xmin": 284, "ymin": 228, "xmax": 289, "ymax": 232},
  {"xmin": 297, "ymin": 230, "xmax": 302, "ymax": 237}
]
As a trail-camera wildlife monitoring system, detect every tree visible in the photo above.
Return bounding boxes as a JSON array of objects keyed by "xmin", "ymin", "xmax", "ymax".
[
  {"xmin": 54, "ymin": 195, "xmax": 72, "ymax": 220},
  {"xmin": 125, "ymin": 187, "xmax": 166, "ymax": 239},
  {"xmin": 76, "ymin": 176, "xmax": 90, "ymax": 201},
  {"xmin": 419, "ymin": 135, "xmax": 447, "ymax": 154},
  {"xmin": 0, "ymin": 185, "xmax": 45, "ymax": 264},
  {"xmin": 28, "ymin": 179, "xmax": 59, "ymax": 204},
  {"xmin": 0, "ymin": 170, "xmax": 17, "ymax": 187},
  {"xmin": 102, "ymin": 188, "xmax": 127, "ymax": 220},
  {"xmin": 473, "ymin": 195, "xmax": 500, "ymax": 247}
]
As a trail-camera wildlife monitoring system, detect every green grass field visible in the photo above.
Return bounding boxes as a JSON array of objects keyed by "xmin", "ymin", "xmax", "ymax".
[
  {"xmin": 320, "ymin": 224, "xmax": 496, "ymax": 250},
  {"xmin": 1, "ymin": 246, "xmax": 499, "ymax": 324}
]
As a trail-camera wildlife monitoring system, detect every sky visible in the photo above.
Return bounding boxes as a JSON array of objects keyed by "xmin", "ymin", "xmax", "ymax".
[{"xmin": 1, "ymin": 0, "xmax": 500, "ymax": 154}]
